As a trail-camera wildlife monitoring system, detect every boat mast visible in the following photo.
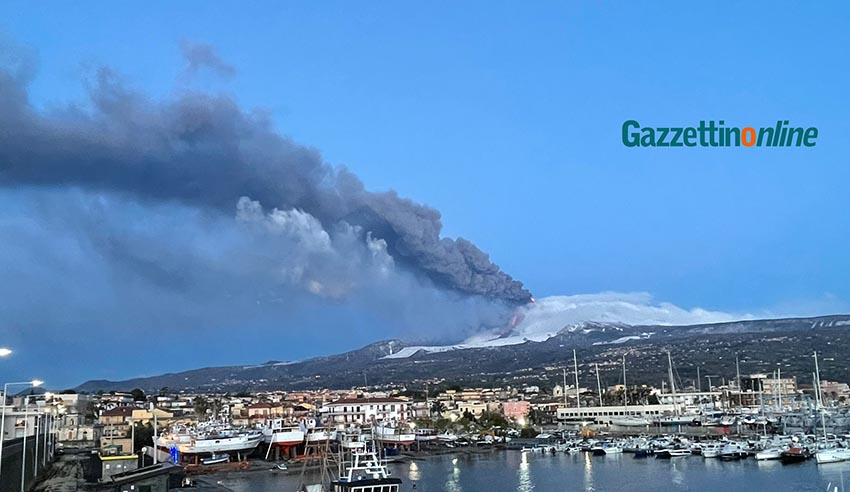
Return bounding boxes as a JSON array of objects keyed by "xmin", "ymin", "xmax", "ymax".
[
  {"xmin": 595, "ymin": 364, "xmax": 603, "ymax": 407},
  {"xmin": 814, "ymin": 351, "xmax": 827, "ymax": 440},
  {"xmin": 562, "ymin": 367, "xmax": 568, "ymax": 408},
  {"xmin": 667, "ymin": 351, "xmax": 678, "ymax": 416},
  {"xmin": 573, "ymin": 349, "xmax": 580, "ymax": 409},
  {"xmin": 735, "ymin": 355, "xmax": 742, "ymax": 408},
  {"xmin": 622, "ymin": 356, "xmax": 628, "ymax": 408}
]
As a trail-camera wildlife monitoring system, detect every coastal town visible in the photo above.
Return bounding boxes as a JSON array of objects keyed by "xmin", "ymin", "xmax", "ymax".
[{"xmin": 4, "ymin": 349, "xmax": 850, "ymax": 491}]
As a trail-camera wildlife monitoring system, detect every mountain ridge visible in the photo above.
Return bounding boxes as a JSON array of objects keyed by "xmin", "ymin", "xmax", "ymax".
[{"xmin": 75, "ymin": 314, "xmax": 850, "ymax": 393}]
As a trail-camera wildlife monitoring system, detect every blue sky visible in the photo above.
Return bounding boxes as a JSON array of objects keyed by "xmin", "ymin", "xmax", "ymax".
[{"xmin": 1, "ymin": 2, "xmax": 849, "ymax": 387}]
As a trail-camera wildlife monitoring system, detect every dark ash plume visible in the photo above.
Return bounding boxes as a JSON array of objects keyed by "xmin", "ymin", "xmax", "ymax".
[
  {"xmin": 0, "ymin": 59, "xmax": 531, "ymax": 303},
  {"xmin": 180, "ymin": 40, "xmax": 236, "ymax": 78}
]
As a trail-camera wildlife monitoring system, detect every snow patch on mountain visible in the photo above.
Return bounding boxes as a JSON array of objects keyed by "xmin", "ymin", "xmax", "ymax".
[{"xmin": 383, "ymin": 292, "xmax": 745, "ymax": 359}]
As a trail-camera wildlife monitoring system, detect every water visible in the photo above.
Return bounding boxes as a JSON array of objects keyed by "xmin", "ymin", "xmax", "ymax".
[{"xmin": 215, "ymin": 451, "xmax": 850, "ymax": 492}]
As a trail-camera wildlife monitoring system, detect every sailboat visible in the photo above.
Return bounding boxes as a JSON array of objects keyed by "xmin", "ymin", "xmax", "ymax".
[
  {"xmin": 814, "ymin": 352, "xmax": 850, "ymax": 465},
  {"xmin": 609, "ymin": 356, "xmax": 650, "ymax": 427},
  {"xmin": 656, "ymin": 352, "xmax": 697, "ymax": 426}
]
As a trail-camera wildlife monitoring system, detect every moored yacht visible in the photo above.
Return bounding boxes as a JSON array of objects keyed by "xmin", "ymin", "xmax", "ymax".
[{"xmin": 816, "ymin": 448, "xmax": 850, "ymax": 464}]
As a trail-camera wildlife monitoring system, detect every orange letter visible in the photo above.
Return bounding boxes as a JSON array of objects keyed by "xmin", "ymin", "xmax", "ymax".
[{"xmin": 742, "ymin": 127, "xmax": 756, "ymax": 147}]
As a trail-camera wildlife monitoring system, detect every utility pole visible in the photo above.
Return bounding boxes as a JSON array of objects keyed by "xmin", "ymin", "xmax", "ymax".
[{"xmin": 696, "ymin": 366, "xmax": 701, "ymax": 392}]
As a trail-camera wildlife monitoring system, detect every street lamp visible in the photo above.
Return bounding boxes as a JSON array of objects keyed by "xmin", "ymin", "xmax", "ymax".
[{"xmin": 0, "ymin": 380, "xmax": 44, "ymax": 480}]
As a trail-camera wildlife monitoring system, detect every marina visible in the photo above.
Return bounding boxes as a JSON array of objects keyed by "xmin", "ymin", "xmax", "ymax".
[{"xmin": 211, "ymin": 448, "xmax": 850, "ymax": 492}]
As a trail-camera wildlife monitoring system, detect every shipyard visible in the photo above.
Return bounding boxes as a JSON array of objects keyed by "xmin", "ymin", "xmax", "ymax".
[
  {"xmin": 2, "ymin": 2, "xmax": 847, "ymax": 492},
  {"xmin": 4, "ymin": 345, "xmax": 850, "ymax": 492}
]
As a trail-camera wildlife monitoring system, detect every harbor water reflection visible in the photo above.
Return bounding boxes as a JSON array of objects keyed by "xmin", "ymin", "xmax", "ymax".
[{"xmin": 215, "ymin": 450, "xmax": 850, "ymax": 492}]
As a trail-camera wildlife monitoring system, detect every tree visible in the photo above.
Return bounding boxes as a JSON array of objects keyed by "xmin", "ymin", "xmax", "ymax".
[
  {"xmin": 159, "ymin": 387, "xmax": 169, "ymax": 396},
  {"xmin": 132, "ymin": 422, "xmax": 155, "ymax": 451},
  {"xmin": 193, "ymin": 396, "xmax": 210, "ymax": 417},
  {"xmin": 430, "ymin": 401, "xmax": 446, "ymax": 417},
  {"xmin": 478, "ymin": 411, "xmax": 509, "ymax": 429},
  {"xmin": 130, "ymin": 388, "xmax": 146, "ymax": 402},
  {"xmin": 210, "ymin": 398, "xmax": 224, "ymax": 418},
  {"xmin": 528, "ymin": 408, "xmax": 546, "ymax": 426}
]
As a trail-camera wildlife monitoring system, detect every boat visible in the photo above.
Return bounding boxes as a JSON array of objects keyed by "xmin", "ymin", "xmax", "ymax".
[
  {"xmin": 780, "ymin": 447, "xmax": 812, "ymax": 464},
  {"xmin": 436, "ymin": 432, "xmax": 459, "ymax": 442},
  {"xmin": 414, "ymin": 428, "xmax": 437, "ymax": 442},
  {"xmin": 655, "ymin": 448, "xmax": 692, "ymax": 459},
  {"xmin": 156, "ymin": 428, "xmax": 263, "ymax": 457},
  {"xmin": 816, "ymin": 448, "xmax": 850, "ymax": 464},
  {"xmin": 610, "ymin": 416, "xmax": 652, "ymax": 427},
  {"xmin": 303, "ymin": 419, "xmax": 337, "ymax": 445},
  {"xmin": 373, "ymin": 422, "xmax": 415, "ymax": 446},
  {"xmin": 200, "ymin": 454, "xmax": 230, "ymax": 465},
  {"xmin": 719, "ymin": 443, "xmax": 748, "ymax": 461},
  {"xmin": 754, "ymin": 448, "xmax": 784, "ymax": 461},
  {"xmin": 332, "ymin": 442, "xmax": 402, "ymax": 492},
  {"xmin": 701, "ymin": 443, "xmax": 722, "ymax": 458},
  {"xmin": 591, "ymin": 442, "xmax": 623, "ymax": 455},
  {"xmin": 261, "ymin": 418, "xmax": 305, "ymax": 452}
]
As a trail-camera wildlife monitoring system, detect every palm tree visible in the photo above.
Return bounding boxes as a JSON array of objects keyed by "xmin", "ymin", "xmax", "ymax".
[{"xmin": 430, "ymin": 401, "xmax": 446, "ymax": 417}]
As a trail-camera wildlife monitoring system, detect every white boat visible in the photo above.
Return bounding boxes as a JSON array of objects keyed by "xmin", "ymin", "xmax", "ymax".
[
  {"xmin": 656, "ymin": 448, "xmax": 692, "ymax": 458},
  {"xmin": 373, "ymin": 423, "xmax": 415, "ymax": 446},
  {"xmin": 719, "ymin": 443, "xmax": 748, "ymax": 461},
  {"xmin": 302, "ymin": 419, "xmax": 337, "ymax": 445},
  {"xmin": 414, "ymin": 428, "xmax": 437, "ymax": 442},
  {"xmin": 591, "ymin": 442, "xmax": 623, "ymax": 455},
  {"xmin": 261, "ymin": 418, "xmax": 305, "ymax": 449},
  {"xmin": 436, "ymin": 432, "xmax": 459, "ymax": 442},
  {"xmin": 816, "ymin": 448, "xmax": 850, "ymax": 464},
  {"xmin": 156, "ymin": 431, "xmax": 262, "ymax": 456},
  {"xmin": 655, "ymin": 415, "xmax": 698, "ymax": 426},
  {"xmin": 331, "ymin": 441, "xmax": 402, "ymax": 492},
  {"xmin": 755, "ymin": 448, "xmax": 784, "ymax": 461},
  {"xmin": 701, "ymin": 443, "xmax": 722, "ymax": 458},
  {"xmin": 610, "ymin": 416, "xmax": 651, "ymax": 427}
]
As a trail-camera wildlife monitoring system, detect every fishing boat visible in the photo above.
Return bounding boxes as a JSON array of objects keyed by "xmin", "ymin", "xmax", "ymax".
[
  {"xmin": 261, "ymin": 418, "xmax": 306, "ymax": 451},
  {"xmin": 303, "ymin": 419, "xmax": 337, "ymax": 445},
  {"xmin": 331, "ymin": 442, "xmax": 402, "ymax": 492},
  {"xmin": 373, "ymin": 422, "xmax": 415, "ymax": 446},
  {"xmin": 156, "ymin": 429, "xmax": 263, "ymax": 457}
]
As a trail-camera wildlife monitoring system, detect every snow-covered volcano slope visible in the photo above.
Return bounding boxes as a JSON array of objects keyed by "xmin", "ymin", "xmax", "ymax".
[{"xmin": 384, "ymin": 292, "xmax": 747, "ymax": 359}]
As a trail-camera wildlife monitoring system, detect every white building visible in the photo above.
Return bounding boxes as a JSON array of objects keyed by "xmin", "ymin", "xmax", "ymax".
[{"xmin": 323, "ymin": 397, "xmax": 411, "ymax": 425}]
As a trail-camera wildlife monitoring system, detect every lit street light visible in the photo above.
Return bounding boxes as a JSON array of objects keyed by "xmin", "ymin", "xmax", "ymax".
[{"xmin": 0, "ymin": 380, "xmax": 44, "ymax": 480}]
